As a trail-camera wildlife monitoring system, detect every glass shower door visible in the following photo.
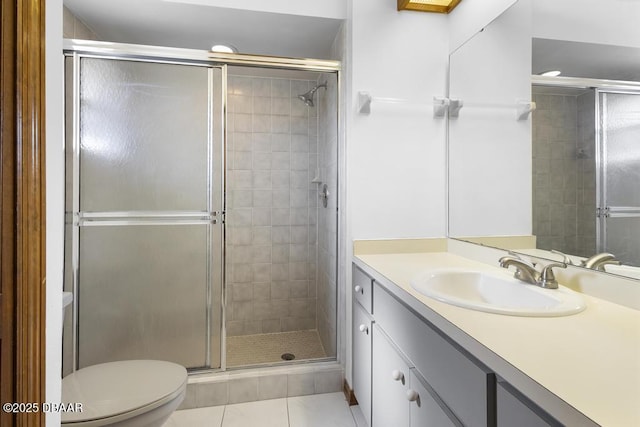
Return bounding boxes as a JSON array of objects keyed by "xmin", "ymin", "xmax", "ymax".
[
  {"xmin": 68, "ymin": 57, "xmax": 224, "ymax": 370},
  {"xmin": 597, "ymin": 89, "xmax": 640, "ymax": 266}
]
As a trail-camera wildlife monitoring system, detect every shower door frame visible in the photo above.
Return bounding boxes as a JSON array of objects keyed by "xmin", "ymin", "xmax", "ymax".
[
  {"xmin": 63, "ymin": 40, "xmax": 342, "ymax": 373},
  {"xmin": 65, "ymin": 53, "xmax": 226, "ymax": 372},
  {"xmin": 594, "ymin": 87, "xmax": 640, "ymax": 262}
]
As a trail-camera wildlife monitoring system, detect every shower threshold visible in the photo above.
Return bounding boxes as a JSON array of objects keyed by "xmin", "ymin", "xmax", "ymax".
[{"xmin": 226, "ymin": 330, "xmax": 328, "ymax": 368}]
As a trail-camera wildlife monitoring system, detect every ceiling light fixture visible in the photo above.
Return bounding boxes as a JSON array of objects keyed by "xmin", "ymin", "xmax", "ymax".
[
  {"xmin": 211, "ymin": 44, "xmax": 238, "ymax": 54},
  {"xmin": 540, "ymin": 70, "xmax": 562, "ymax": 77},
  {"xmin": 397, "ymin": 0, "xmax": 463, "ymax": 13}
]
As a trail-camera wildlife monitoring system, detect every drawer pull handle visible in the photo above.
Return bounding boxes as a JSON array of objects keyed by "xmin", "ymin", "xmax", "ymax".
[
  {"xmin": 359, "ymin": 324, "xmax": 368, "ymax": 334},
  {"xmin": 354, "ymin": 285, "xmax": 363, "ymax": 294},
  {"xmin": 406, "ymin": 389, "xmax": 419, "ymax": 402},
  {"xmin": 391, "ymin": 370, "xmax": 404, "ymax": 382}
]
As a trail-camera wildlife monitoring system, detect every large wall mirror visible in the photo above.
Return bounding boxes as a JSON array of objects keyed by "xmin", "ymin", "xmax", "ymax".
[{"xmin": 448, "ymin": 0, "xmax": 640, "ymax": 281}]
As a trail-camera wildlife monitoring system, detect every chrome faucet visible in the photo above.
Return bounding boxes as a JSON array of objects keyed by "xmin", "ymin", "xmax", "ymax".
[
  {"xmin": 499, "ymin": 256, "xmax": 567, "ymax": 289},
  {"xmin": 551, "ymin": 249, "xmax": 575, "ymax": 265},
  {"xmin": 581, "ymin": 252, "xmax": 621, "ymax": 271},
  {"xmin": 498, "ymin": 256, "xmax": 539, "ymax": 284}
]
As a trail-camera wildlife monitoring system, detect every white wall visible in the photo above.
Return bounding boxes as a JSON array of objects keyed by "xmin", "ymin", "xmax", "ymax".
[
  {"xmin": 448, "ymin": 0, "xmax": 532, "ymax": 237},
  {"xmin": 449, "ymin": 0, "xmax": 518, "ymax": 53},
  {"xmin": 46, "ymin": 0, "xmax": 64, "ymax": 425},
  {"xmin": 533, "ymin": 0, "xmax": 640, "ymax": 48},
  {"xmin": 348, "ymin": 0, "xmax": 449, "ymax": 241},
  {"xmin": 164, "ymin": 0, "xmax": 347, "ymax": 19},
  {"xmin": 343, "ymin": 0, "xmax": 449, "ymax": 387}
]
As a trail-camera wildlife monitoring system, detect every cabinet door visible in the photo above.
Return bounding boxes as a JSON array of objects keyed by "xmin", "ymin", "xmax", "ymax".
[
  {"xmin": 409, "ymin": 370, "xmax": 462, "ymax": 427},
  {"xmin": 353, "ymin": 303, "xmax": 373, "ymax": 427},
  {"xmin": 374, "ymin": 284, "xmax": 495, "ymax": 426},
  {"xmin": 372, "ymin": 326, "xmax": 410, "ymax": 427}
]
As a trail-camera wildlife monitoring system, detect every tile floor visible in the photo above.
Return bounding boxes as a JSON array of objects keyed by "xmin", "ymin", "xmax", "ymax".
[
  {"xmin": 226, "ymin": 330, "xmax": 327, "ymax": 367},
  {"xmin": 165, "ymin": 392, "xmax": 364, "ymax": 427}
]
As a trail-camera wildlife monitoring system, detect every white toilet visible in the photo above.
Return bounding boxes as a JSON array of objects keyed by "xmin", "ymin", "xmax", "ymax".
[{"xmin": 61, "ymin": 293, "xmax": 187, "ymax": 426}]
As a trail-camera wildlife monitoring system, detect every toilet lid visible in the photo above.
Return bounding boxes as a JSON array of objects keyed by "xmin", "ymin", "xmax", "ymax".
[{"xmin": 61, "ymin": 360, "xmax": 187, "ymax": 424}]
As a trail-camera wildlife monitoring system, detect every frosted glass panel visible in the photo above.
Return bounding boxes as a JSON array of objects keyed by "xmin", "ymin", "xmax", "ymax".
[
  {"xmin": 599, "ymin": 91, "xmax": 640, "ymax": 267},
  {"xmin": 604, "ymin": 217, "xmax": 640, "ymax": 267},
  {"xmin": 78, "ymin": 225, "xmax": 209, "ymax": 368},
  {"xmin": 79, "ymin": 58, "xmax": 209, "ymax": 212},
  {"xmin": 601, "ymin": 92, "xmax": 640, "ymax": 207}
]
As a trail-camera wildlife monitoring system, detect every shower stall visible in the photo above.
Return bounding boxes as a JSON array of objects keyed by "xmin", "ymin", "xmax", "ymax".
[
  {"xmin": 224, "ymin": 68, "xmax": 339, "ymax": 367},
  {"xmin": 531, "ymin": 78, "xmax": 640, "ymax": 266},
  {"xmin": 62, "ymin": 42, "xmax": 340, "ymax": 375}
]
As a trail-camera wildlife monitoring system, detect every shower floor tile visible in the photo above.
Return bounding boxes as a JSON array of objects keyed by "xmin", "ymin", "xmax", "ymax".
[{"xmin": 226, "ymin": 330, "xmax": 327, "ymax": 367}]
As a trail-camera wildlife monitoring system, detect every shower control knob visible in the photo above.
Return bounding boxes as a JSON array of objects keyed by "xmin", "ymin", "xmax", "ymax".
[
  {"xmin": 359, "ymin": 324, "xmax": 368, "ymax": 334},
  {"xmin": 354, "ymin": 285, "xmax": 363, "ymax": 294},
  {"xmin": 391, "ymin": 370, "xmax": 404, "ymax": 382},
  {"xmin": 406, "ymin": 390, "xmax": 419, "ymax": 402}
]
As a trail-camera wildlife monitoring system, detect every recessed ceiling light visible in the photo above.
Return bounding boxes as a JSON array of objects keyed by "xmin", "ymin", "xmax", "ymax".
[
  {"xmin": 211, "ymin": 44, "xmax": 238, "ymax": 54},
  {"xmin": 540, "ymin": 70, "xmax": 562, "ymax": 77},
  {"xmin": 397, "ymin": 0, "xmax": 462, "ymax": 13}
]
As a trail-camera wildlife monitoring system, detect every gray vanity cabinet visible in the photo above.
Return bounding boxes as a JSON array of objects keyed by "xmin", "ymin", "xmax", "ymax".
[
  {"xmin": 374, "ymin": 284, "xmax": 496, "ymax": 426},
  {"xmin": 353, "ymin": 302, "xmax": 373, "ymax": 427},
  {"xmin": 353, "ymin": 264, "xmax": 374, "ymax": 313},
  {"xmin": 497, "ymin": 381, "xmax": 561, "ymax": 427},
  {"xmin": 372, "ymin": 326, "xmax": 411, "ymax": 427},
  {"xmin": 352, "ymin": 265, "xmax": 374, "ymax": 426},
  {"xmin": 352, "ymin": 262, "xmax": 572, "ymax": 427},
  {"xmin": 372, "ymin": 325, "xmax": 460, "ymax": 427},
  {"xmin": 409, "ymin": 370, "xmax": 461, "ymax": 427}
]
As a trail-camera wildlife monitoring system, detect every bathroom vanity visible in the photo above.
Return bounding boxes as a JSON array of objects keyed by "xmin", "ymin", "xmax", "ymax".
[{"xmin": 351, "ymin": 251, "xmax": 640, "ymax": 427}]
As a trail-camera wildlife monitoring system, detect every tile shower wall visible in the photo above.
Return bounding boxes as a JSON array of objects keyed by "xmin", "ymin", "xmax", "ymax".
[
  {"xmin": 532, "ymin": 91, "xmax": 596, "ymax": 256},
  {"xmin": 226, "ymin": 75, "xmax": 319, "ymax": 336},
  {"xmin": 316, "ymin": 75, "xmax": 338, "ymax": 357},
  {"xmin": 576, "ymin": 91, "xmax": 596, "ymax": 257}
]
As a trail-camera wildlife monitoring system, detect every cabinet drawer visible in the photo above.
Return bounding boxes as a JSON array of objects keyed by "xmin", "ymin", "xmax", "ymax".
[
  {"xmin": 374, "ymin": 284, "xmax": 496, "ymax": 427},
  {"xmin": 353, "ymin": 264, "xmax": 373, "ymax": 314},
  {"xmin": 497, "ymin": 381, "xmax": 560, "ymax": 427},
  {"xmin": 352, "ymin": 303, "xmax": 373, "ymax": 427}
]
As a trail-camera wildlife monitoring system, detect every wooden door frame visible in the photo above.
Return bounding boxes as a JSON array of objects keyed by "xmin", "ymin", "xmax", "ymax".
[{"xmin": 1, "ymin": 0, "xmax": 47, "ymax": 426}]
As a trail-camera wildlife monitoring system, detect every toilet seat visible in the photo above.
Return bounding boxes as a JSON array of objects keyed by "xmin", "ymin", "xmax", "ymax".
[{"xmin": 61, "ymin": 360, "xmax": 187, "ymax": 426}]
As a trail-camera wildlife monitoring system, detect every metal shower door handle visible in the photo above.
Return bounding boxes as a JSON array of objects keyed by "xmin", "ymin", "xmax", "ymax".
[{"xmin": 320, "ymin": 184, "xmax": 329, "ymax": 208}]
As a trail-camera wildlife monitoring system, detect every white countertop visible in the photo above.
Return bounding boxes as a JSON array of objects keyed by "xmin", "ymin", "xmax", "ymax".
[{"xmin": 354, "ymin": 251, "xmax": 640, "ymax": 427}]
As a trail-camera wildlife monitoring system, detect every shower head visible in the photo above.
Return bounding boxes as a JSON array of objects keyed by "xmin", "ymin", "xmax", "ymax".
[{"xmin": 297, "ymin": 82, "xmax": 327, "ymax": 107}]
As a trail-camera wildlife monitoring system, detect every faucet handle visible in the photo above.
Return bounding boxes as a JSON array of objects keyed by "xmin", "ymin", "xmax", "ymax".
[
  {"xmin": 506, "ymin": 250, "xmax": 522, "ymax": 259},
  {"xmin": 507, "ymin": 251, "xmax": 539, "ymax": 268},
  {"xmin": 500, "ymin": 254, "xmax": 535, "ymax": 269},
  {"xmin": 551, "ymin": 250, "xmax": 574, "ymax": 265},
  {"xmin": 539, "ymin": 262, "xmax": 567, "ymax": 289}
]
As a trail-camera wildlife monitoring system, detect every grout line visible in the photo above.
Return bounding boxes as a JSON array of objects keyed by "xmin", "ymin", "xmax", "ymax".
[
  {"xmin": 286, "ymin": 396, "xmax": 292, "ymax": 427},
  {"xmin": 219, "ymin": 404, "xmax": 227, "ymax": 427}
]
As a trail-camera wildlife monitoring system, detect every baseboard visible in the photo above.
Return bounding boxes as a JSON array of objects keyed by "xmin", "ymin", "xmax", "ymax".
[{"xmin": 343, "ymin": 379, "xmax": 358, "ymax": 406}]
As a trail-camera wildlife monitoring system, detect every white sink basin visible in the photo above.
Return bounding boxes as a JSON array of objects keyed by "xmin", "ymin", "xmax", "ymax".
[{"xmin": 410, "ymin": 269, "xmax": 586, "ymax": 317}]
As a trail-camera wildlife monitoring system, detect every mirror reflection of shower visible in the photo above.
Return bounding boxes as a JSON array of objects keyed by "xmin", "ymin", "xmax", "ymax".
[
  {"xmin": 297, "ymin": 82, "xmax": 327, "ymax": 107},
  {"xmin": 531, "ymin": 82, "xmax": 640, "ymax": 268}
]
